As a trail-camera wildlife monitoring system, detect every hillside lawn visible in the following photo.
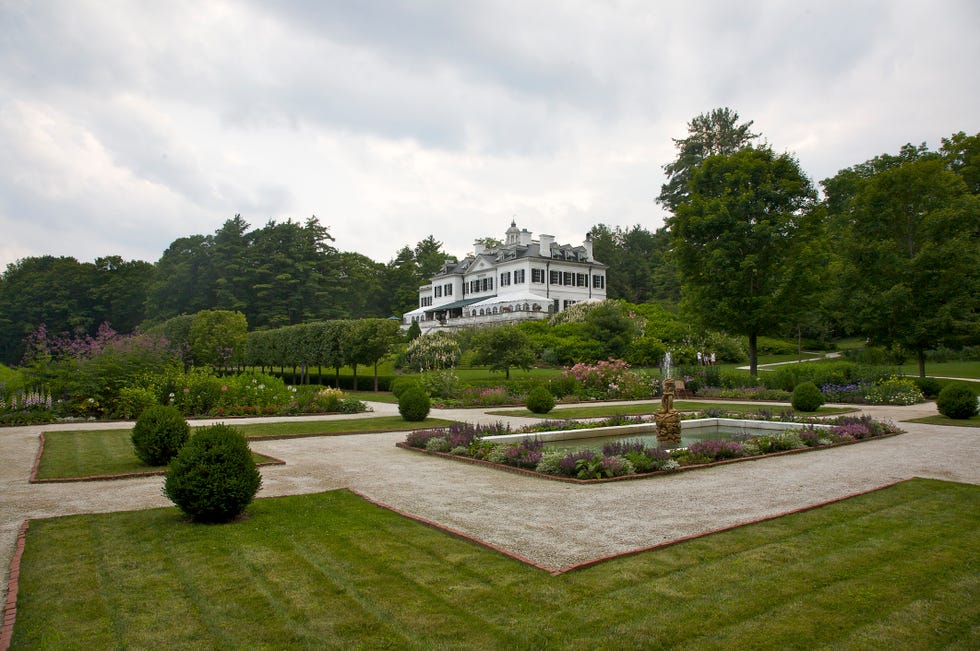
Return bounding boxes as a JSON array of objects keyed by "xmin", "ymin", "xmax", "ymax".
[{"xmin": 10, "ymin": 479, "xmax": 978, "ymax": 649}]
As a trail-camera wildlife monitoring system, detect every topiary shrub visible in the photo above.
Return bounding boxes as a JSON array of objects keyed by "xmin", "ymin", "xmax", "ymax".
[
  {"xmin": 131, "ymin": 405, "xmax": 190, "ymax": 466},
  {"xmin": 791, "ymin": 381, "xmax": 824, "ymax": 412},
  {"xmin": 390, "ymin": 376, "xmax": 422, "ymax": 399},
  {"xmin": 525, "ymin": 385, "xmax": 556, "ymax": 414},
  {"xmin": 163, "ymin": 424, "xmax": 262, "ymax": 523},
  {"xmin": 936, "ymin": 383, "xmax": 979, "ymax": 419},
  {"xmin": 398, "ymin": 387, "xmax": 431, "ymax": 422}
]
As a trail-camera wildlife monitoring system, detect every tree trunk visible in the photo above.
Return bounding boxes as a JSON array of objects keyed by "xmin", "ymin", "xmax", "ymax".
[
  {"xmin": 373, "ymin": 362, "xmax": 379, "ymax": 392},
  {"xmin": 352, "ymin": 364, "xmax": 358, "ymax": 391},
  {"xmin": 917, "ymin": 349, "xmax": 926, "ymax": 378},
  {"xmin": 748, "ymin": 332, "xmax": 758, "ymax": 377}
]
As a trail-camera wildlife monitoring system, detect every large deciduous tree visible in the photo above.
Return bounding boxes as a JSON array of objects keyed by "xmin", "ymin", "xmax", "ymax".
[
  {"xmin": 668, "ymin": 146, "xmax": 820, "ymax": 375},
  {"xmin": 659, "ymin": 107, "xmax": 760, "ymax": 213},
  {"xmin": 471, "ymin": 325, "xmax": 536, "ymax": 379},
  {"xmin": 824, "ymin": 141, "xmax": 980, "ymax": 376}
]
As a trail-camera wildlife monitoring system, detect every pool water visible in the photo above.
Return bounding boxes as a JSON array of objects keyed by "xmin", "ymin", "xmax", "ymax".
[{"xmin": 551, "ymin": 426, "xmax": 781, "ymax": 452}]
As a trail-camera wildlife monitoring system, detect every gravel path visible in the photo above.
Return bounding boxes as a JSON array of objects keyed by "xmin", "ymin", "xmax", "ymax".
[{"xmin": 2, "ymin": 400, "xmax": 978, "ymax": 604}]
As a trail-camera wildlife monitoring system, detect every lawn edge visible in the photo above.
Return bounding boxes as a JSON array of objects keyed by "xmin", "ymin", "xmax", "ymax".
[
  {"xmin": 30, "ymin": 433, "xmax": 286, "ymax": 484},
  {"xmin": 556, "ymin": 478, "xmax": 913, "ymax": 573},
  {"xmin": 0, "ymin": 520, "xmax": 28, "ymax": 651}
]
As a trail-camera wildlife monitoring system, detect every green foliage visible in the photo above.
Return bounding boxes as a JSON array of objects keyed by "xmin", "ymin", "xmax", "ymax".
[
  {"xmin": 791, "ymin": 381, "xmax": 824, "ymax": 412},
  {"xmin": 405, "ymin": 320, "xmax": 422, "ymax": 341},
  {"xmin": 525, "ymin": 385, "xmax": 555, "ymax": 414},
  {"xmin": 758, "ymin": 362, "xmax": 895, "ymax": 393},
  {"xmin": 864, "ymin": 376, "xmax": 925, "ymax": 406},
  {"xmin": 669, "ymin": 145, "xmax": 821, "ymax": 374},
  {"xmin": 825, "ymin": 141, "xmax": 980, "ymax": 376},
  {"xmin": 659, "ymin": 107, "xmax": 760, "ymax": 212},
  {"xmin": 390, "ymin": 376, "xmax": 422, "ymax": 399},
  {"xmin": 913, "ymin": 376, "xmax": 942, "ymax": 399},
  {"xmin": 936, "ymin": 383, "xmax": 978, "ymax": 419},
  {"xmin": 470, "ymin": 325, "xmax": 536, "ymax": 379},
  {"xmin": 419, "ymin": 369, "xmax": 462, "ymax": 399},
  {"xmin": 163, "ymin": 424, "xmax": 262, "ymax": 523},
  {"xmin": 131, "ymin": 405, "xmax": 190, "ymax": 466},
  {"xmin": 588, "ymin": 224, "xmax": 679, "ymax": 302},
  {"xmin": 398, "ymin": 387, "xmax": 431, "ymax": 421},
  {"xmin": 116, "ymin": 386, "xmax": 158, "ymax": 420},
  {"xmin": 189, "ymin": 309, "xmax": 248, "ymax": 368}
]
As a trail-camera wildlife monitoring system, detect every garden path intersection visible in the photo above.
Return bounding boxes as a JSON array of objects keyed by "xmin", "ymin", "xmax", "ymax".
[{"xmin": 2, "ymin": 400, "xmax": 978, "ymax": 606}]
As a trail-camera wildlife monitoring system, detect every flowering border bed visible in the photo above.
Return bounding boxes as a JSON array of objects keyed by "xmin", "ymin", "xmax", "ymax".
[{"xmin": 397, "ymin": 416, "xmax": 904, "ymax": 483}]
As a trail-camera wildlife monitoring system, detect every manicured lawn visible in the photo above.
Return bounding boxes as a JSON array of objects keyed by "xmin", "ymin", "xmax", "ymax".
[
  {"xmin": 11, "ymin": 479, "xmax": 978, "ymax": 649},
  {"xmin": 488, "ymin": 400, "xmax": 852, "ymax": 419},
  {"xmin": 35, "ymin": 417, "xmax": 453, "ymax": 480},
  {"xmin": 35, "ymin": 430, "xmax": 280, "ymax": 480},
  {"xmin": 233, "ymin": 416, "xmax": 453, "ymax": 439},
  {"xmin": 899, "ymin": 360, "xmax": 980, "ymax": 380},
  {"xmin": 907, "ymin": 415, "xmax": 980, "ymax": 428}
]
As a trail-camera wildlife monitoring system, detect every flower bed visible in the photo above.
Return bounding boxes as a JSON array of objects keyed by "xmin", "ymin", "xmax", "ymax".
[{"xmin": 397, "ymin": 415, "xmax": 904, "ymax": 482}]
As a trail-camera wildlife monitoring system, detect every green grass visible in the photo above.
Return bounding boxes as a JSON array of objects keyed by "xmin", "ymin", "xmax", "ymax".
[
  {"xmin": 900, "ymin": 360, "xmax": 980, "ymax": 380},
  {"xmin": 233, "ymin": 416, "xmax": 453, "ymax": 439},
  {"xmin": 11, "ymin": 479, "xmax": 978, "ymax": 649},
  {"xmin": 36, "ymin": 418, "xmax": 452, "ymax": 480},
  {"xmin": 488, "ymin": 400, "xmax": 852, "ymax": 419},
  {"xmin": 35, "ymin": 430, "xmax": 279, "ymax": 480},
  {"xmin": 344, "ymin": 390, "xmax": 398, "ymax": 404},
  {"xmin": 906, "ymin": 414, "xmax": 980, "ymax": 427}
]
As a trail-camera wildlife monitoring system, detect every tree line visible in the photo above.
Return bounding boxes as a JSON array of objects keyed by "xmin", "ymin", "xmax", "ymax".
[{"xmin": 1, "ymin": 111, "xmax": 977, "ymax": 375}]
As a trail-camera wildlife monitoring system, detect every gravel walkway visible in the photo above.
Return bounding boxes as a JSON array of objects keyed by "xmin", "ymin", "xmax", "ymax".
[{"xmin": 2, "ymin": 400, "xmax": 978, "ymax": 603}]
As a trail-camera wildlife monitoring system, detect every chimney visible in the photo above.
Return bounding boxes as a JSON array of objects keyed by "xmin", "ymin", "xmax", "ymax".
[
  {"xmin": 474, "ymin": 240, "xmax": 486, "ymax": 255},
  {"xmin": 519, "ymin": 228, "xmax": 533, "ymax": 246},
  {"xmin": 583, "ymin": 233, "xmax": 594, "ymax": 261},
  {"xmin": 539, "ymin": 234, "xmax": 555, "ymax": 256}
]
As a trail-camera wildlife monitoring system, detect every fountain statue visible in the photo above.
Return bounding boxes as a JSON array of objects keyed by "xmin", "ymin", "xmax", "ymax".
[{"xmin": 655, "ymin": 352, "xmax": 682, "ymax": 445}]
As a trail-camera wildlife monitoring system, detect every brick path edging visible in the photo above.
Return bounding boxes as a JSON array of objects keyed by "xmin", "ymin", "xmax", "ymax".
[{"xmin": 0, "ymin": 521, "xmax": 28, "ymax": 651}]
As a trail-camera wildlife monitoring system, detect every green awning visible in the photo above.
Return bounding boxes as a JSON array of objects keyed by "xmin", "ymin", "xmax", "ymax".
[{"xmin": 428, "ymin": 296, "xmax": 487, "ymax": 311}]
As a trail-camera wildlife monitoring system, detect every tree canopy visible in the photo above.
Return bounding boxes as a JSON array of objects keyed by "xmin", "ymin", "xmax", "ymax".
[
  {"xmin": 668, "ymin": 145, "xmax": 820, "ymax": 375},
  {"xmin": 823, "ymin": 144, "xmax": 980, "ymax": 375},
  {"xmin": 658, "ymin": 107, "xmax": 760, "ymax": 213}
]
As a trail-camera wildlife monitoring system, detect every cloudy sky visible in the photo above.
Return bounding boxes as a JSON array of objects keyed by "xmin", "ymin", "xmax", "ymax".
[{"xmin": 1, "ymin": 1, "xmax": 977, "ymax": 270}]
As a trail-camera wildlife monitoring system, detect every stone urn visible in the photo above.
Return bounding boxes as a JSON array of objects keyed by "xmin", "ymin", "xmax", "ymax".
[{"xmin": 655, "ymin": 377, "xmax": 682, "ymax": 445}]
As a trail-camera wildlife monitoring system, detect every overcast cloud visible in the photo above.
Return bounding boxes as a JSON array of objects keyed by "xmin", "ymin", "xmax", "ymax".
[{"xmin": 1, "ymin": 0, "xmax": 977, "ymax": 269}]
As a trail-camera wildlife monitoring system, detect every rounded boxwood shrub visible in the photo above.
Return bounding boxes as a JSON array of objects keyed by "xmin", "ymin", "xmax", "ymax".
[
  {"xmin": 398, "ymin": 387, "xmax": 431, "ymax": 422},
  {"xmin": 936, "ymin": 382, "xmax": 979, "ymax": 419},
  {"xmin": 791, "ymin": 381, "xmax": 824, "ymax": 412},
  {"xmin": 526, "ymin": 385, "xmax": 556, "ymax": 414},
  {"xmin": 163, "ymin": 424, "xmax": 262, "ymax": 523},
  {"xmin": 131, "ymin": 405, "xmax": 190, "ymax": 466}
]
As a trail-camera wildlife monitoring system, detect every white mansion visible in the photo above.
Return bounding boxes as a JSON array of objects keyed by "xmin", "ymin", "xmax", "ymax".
[{"xmin": 403, "ymin": 221, "xmax": 607, "ymax": 332}]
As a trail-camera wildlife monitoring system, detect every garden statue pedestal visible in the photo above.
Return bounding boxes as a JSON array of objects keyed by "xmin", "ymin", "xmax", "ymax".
[{"xmin": 655, "ymin": 378, "xmax": 682, "ymax": 445}]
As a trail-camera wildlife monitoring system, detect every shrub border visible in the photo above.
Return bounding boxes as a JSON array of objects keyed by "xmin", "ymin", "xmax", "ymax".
[
  {"xmin": 395, "ymin": 429, "xmax": 903, "ymax": 484},
  {"xmin": 29, "ymin": 433, "xmax": 286, "ymax": 484}
]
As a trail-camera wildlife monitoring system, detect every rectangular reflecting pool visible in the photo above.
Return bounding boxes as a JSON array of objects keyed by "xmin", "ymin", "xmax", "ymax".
[{"xmin": 490, "ymin": 418, "xmax": 829, "ymax": 451}]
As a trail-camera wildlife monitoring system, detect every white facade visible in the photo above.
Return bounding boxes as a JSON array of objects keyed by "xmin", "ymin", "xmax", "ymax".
[{"xmin": 403, "ymin": 221, "xmax": 607, "ymax": 331}]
